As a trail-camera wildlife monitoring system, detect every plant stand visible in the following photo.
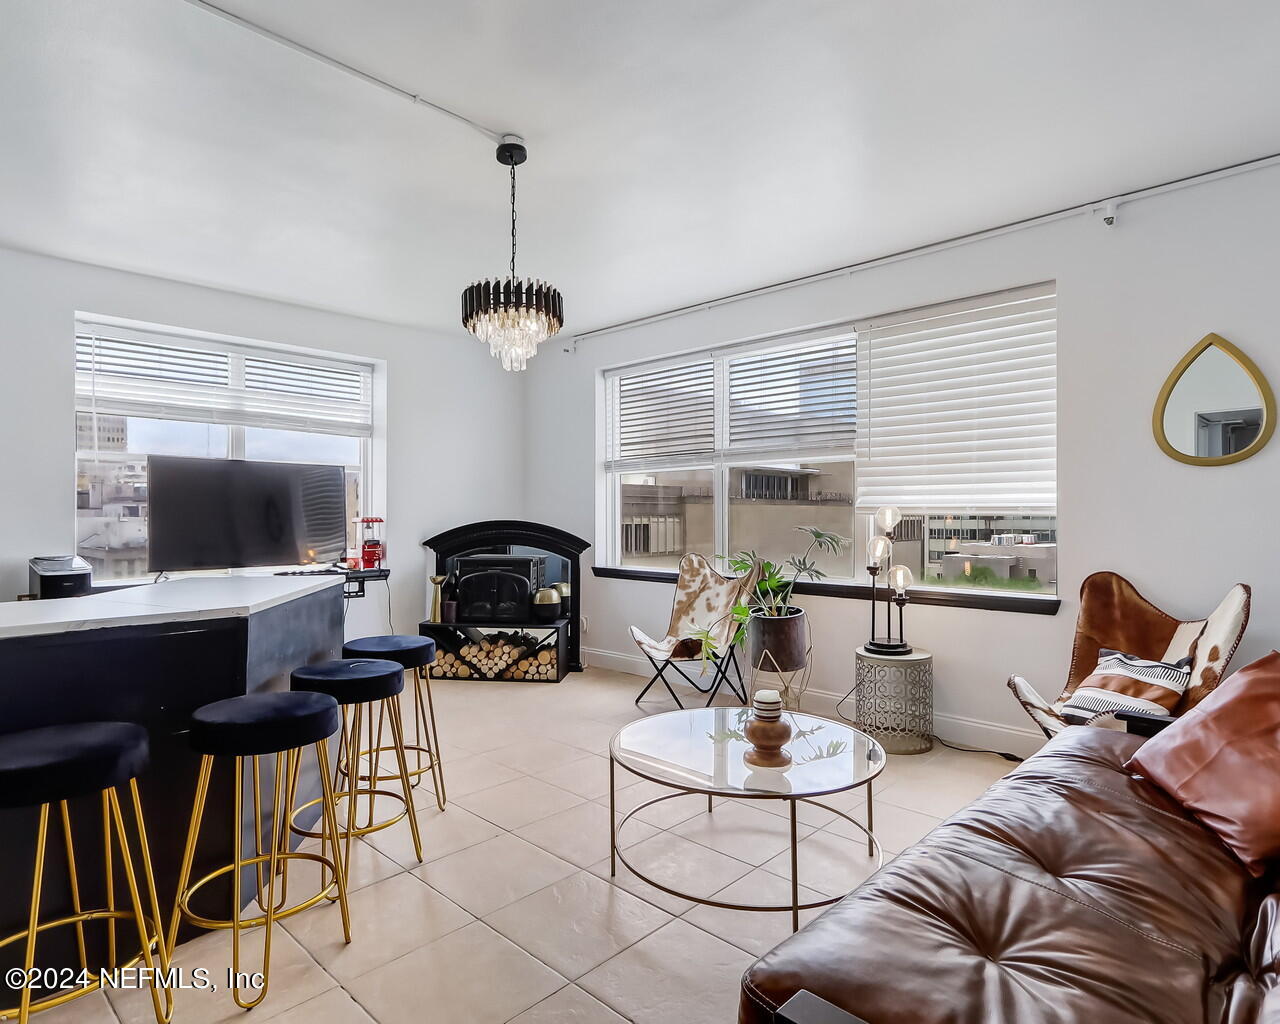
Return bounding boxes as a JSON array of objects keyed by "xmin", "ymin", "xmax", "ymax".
[{"xmin": 747, "ymin": 615, "xmax": 814, "ymax": 710}]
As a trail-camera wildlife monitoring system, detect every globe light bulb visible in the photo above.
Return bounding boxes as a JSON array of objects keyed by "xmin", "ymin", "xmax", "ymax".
[
  {"xmin": 874, "ymin": 506, "xmax": 903, "ymax": 533},
  {"xmin": 888, "ymin": 564, "xmax": 914, "ymax": 595},
  {"xmin": 866, "ymin": 535, "xmax": 892, "ymax": 567}
]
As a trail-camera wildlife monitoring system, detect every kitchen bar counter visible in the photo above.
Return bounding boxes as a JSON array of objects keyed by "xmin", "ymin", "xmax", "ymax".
[
  {"xmin": 0, "ymin": 574, "xmax": 343, "ymax": 638},
  {"xmin": 0, "ymin": 574, "xmax": 344, "ymax": 970}
]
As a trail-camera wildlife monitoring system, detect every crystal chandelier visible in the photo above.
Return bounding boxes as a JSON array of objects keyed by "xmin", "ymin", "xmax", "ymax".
[{"xmin": 462, "ymin": 136, "xmax": 563, "ymax": 371}]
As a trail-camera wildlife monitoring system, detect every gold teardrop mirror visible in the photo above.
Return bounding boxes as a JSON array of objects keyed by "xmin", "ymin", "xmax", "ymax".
[{"xmin": 1153, "ymin": 333, "xmax": 1275, "ymax": 466}]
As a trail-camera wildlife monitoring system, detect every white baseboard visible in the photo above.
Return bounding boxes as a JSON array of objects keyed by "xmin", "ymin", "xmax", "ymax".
[
  {"xmin": 929, "ymin": 711, "xmax": 1045, "ymax": 758},
  {"xmin": 584, "ymin": 646, "xmax": 1046, "ymax": 758},
  {"xmin": 582, "ymin": 646, "xmax": 650, "ymax": 676}
]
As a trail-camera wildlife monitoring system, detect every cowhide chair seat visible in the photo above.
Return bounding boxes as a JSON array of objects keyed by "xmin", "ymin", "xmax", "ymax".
[
  {"xmin": 1009, "ymin": 570, "xmax": 1251, "ymax": 739},
  {"xmin": 630, "ymin": 552, "xmax": 759, "ymax": 709}
]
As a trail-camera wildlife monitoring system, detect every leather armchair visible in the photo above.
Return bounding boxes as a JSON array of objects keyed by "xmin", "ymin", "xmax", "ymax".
[{"xmin": 1008, "ymin": 571, "xmax": 1249, "ymax": 737}]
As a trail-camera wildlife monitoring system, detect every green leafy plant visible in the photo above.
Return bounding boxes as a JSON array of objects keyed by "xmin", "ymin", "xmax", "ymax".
[
  {"xmin": 729, "ymin": 526, "xmax": 849, "ymax": 617},
  {"xmin": 690, "ymin": 526, "xmax": 848, "ymax": 665}
]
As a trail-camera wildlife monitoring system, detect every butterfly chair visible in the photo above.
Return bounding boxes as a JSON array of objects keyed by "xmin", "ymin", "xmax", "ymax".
[
  {"xmin": 630, "ymin": 553, "xmax": 760, "ymax": 709},
  {"xmin": 1008, "ymin": 570, "xmax": 1251, "ymax": 739}
]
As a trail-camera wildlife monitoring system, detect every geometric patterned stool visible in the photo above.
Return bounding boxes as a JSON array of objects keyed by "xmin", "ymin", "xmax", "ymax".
[{"xmin": 840, "ymin": 646, "xmax": 934, "ymax": 755}]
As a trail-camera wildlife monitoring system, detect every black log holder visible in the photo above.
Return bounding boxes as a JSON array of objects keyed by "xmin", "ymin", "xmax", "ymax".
[{"xmin": 419, "ymin": 619, "xmax": 570, "ymax": 683}]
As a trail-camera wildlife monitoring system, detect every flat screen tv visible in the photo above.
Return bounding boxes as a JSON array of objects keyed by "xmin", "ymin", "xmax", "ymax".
[{"xmin": 147, "ymin": 455, "xmax": 347, "ymax": 572}]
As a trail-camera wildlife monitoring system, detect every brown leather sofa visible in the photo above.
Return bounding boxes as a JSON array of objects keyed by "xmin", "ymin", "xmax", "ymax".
[{"xmin": 740, "ymin": 727, "xmax": 1279, "ymax": 1024}]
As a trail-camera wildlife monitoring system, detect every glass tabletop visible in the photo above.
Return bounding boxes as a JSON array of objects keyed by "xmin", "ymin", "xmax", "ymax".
[{"xmin": 610, "ymin": 708, "xmax": 885, "ymax": 798}]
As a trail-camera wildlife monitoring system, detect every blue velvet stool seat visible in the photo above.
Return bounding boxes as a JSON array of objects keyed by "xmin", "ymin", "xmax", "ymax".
[
  {"xmin": 290, "ymin": 659, "xmax": 424, "ymax": 864},
  {"xmin": 170, "ymin": 692, "xmax": 350, "ymax": 1012},
  {"xmin": 0, "ymin": 722, "xmax": 172, "ymax": 1024},
  {"xmin": 0, "ymin": 722, "xmax": 149, "ymax": 808},
  {"xmin": 342, "ymin": 634, "xmax": 436, "ymax": 670},
  {"xmin": 342, "ymin": 634, "xmax": 447, "ymax": 810},
  {"xmin": 290, "ymin": 659, "xmax": 404, "ymax": 705},
  {"xmin": 189, "ymin": 692, "xmax": 341, "ymax": 757}
]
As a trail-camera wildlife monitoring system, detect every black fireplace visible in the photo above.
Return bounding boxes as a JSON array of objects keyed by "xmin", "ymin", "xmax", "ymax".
[
  {"xmin": 422, "ymin": 521, "xmax": 590, "ymax": 671},
  {"xmin": 456, "ymin": 568, "xmax": 531, "ymax": 622}
]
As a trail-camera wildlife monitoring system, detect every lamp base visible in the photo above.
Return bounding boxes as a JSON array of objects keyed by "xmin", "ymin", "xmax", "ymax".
[{"xmin": 865, "ymin": 637, "xmax": 913, "ymax": 656}]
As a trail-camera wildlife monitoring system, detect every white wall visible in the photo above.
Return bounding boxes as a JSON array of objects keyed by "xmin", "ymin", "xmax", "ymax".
[
  {"xmin": 523, "ymin": 164, "xmax": 1280, "ymax": 755},
  {"xmin": 0, "ymin": 244, "xmax": 524, "ymax": 637}
]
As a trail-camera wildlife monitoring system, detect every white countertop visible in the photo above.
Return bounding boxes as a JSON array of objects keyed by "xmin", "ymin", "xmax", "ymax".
[{"xmin": 0, "ymin": 575, "xmax": 344, "ymax": 639}]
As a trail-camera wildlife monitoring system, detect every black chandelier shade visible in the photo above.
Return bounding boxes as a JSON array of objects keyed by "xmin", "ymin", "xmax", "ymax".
[{"xmin": 461, "ymin": 278, "xmax": 564, "ymax": 334}]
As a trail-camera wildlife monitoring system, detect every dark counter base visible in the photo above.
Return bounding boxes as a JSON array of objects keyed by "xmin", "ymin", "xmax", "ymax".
[{"xmin": 0, "ymin": 586, "xmax": 341, "ymax": 972}]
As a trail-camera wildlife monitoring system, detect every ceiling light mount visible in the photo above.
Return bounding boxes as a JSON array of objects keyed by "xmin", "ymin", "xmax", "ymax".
[
  {"xmin": 496, "ymin": 134, "xmax": 527, "ymax": 167},
  {"xmin": 461, "ymin": 137, "xmax": 563, "ymax": 372}
]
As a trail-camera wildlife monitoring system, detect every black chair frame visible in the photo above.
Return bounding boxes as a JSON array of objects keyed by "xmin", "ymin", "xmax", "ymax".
[{"xmin": 634, "ymin": 645, "xmax": 747, "ymax": 709}]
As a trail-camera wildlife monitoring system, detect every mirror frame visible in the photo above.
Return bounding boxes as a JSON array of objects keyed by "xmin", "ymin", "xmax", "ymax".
[{"xmin": 1153, "ymin": 332, "xmax": 1276, "ymax": 466}]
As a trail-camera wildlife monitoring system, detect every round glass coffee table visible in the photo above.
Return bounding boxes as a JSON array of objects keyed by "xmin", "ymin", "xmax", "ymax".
[{"xmin": 609, "ymin": 707, "xmax": 885, "ymax": 931}]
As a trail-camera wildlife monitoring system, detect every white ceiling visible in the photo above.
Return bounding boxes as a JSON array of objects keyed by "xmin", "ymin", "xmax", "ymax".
[{"xmin": 3, "ymin": 1, "xmax": 1279, "ymax": 334}]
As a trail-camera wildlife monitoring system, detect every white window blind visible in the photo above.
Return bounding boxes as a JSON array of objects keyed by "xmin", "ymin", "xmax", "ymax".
[
  {"xmin": 76, "ymin": 324, "xmax": 373, "ymax": 437},
  {"xmin": 727, "ymin": 337, "xmax": 856, "ymax": 452},
  {"xmin": 854, "ymin": 282, "xmax": 1056, "ymax": 512},
  {"xmin": 608, "ymin": 360, "xmax": 715, "ymax": 462}
]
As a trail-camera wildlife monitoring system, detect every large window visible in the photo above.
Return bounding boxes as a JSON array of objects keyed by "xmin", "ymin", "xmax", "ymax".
[
  {"xmin": 604, "ymin": 334, "xmax": 859, "ymax": 577},
  {"xmin": 601, "ymin": 282, "xmax": 1057, "ymax": 596},
  {"xmin": 75, "ymin": 321, "xmax": 374, "ymax": 580}
]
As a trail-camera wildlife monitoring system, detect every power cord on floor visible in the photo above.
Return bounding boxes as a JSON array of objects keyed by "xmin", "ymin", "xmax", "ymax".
[{"xmin": 935, "ymin": 736, "xmax": 1023, "ymax": 763}]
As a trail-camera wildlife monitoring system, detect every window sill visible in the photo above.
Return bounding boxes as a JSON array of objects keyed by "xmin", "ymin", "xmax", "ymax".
[{"xmin": 590, "ymin": 565, "xmax": 1060, "ymax": 615}]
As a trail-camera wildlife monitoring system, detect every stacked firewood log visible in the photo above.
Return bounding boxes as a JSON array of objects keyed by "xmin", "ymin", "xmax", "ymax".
[
  {"xmin": 429, "ymin": 634, "xmax": 558, "ymax": 681},
  {"xmin": 502, "ymin": 649, "xmax": 557, "ymax": 681}
]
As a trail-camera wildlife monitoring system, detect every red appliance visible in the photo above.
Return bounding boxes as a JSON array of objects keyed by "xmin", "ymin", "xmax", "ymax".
[{"xmin": 356, "ymin": 517, "xmax": 386, "ymax": 569}]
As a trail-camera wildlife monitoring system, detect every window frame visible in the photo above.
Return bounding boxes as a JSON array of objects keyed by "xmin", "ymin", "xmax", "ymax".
[
  {"xmin": 602, "ymin": 325, "xmax": 864, "ymax": 580},
  {"xmin": 596, "ymin": 298, "xmax": 1061, "ymax": 616},
  {"xmin": 73, "ymin": 316, "xmax": 380, "ymax": 582}
]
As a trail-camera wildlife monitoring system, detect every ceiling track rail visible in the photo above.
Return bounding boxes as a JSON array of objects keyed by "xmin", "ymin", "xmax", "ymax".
[
  {"xmin": 571, "ymin": 150, "xmax": 1280, "ymax": 346},
  {"xmin": 181, "ymin": 0, "xmax": 507, "ymax": 143}
]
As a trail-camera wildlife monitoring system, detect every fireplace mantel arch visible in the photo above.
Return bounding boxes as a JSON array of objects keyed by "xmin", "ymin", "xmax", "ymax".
[{"xmin": 422, "ymin": 521, "xmax": 591, "ymax": 672}]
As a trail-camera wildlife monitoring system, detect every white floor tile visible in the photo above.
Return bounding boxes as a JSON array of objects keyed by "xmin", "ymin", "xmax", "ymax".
[
  {"xmin": 484, "ymin": 870, "xmax": 672, "ymax": 979},
  {"xmin": 578, "ymin": 919, "xmax": 753, "ymax": 1024}
]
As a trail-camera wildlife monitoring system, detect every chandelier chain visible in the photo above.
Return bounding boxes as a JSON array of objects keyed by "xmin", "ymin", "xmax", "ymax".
[{"xmin": 510, "ymin": 161, "xmax": 517, "ymax": 280}]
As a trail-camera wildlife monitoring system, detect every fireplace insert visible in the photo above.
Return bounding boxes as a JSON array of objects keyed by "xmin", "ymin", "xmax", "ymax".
[
  {"xmin": 455, "ymin": 554, "xmax": 547, "ymax": 591},
  {"xmin": 456, "ymin": 569, "xmax": 531, "ymax": 623}
]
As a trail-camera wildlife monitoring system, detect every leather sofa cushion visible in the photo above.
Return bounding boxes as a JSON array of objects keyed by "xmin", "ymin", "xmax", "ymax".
[
  {"xmin": 741, "ymin": 728, "xmax": 1267, "ymax": 1024},
  {"xmin": 1128, "ymin": 650, "xmax": 1280, "ymax": 876}
]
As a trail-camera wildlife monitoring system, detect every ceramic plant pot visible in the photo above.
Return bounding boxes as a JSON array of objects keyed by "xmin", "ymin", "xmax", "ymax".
[{"xmin": 748, "ymin": 607, "xmax": 808, "ymax": 673}]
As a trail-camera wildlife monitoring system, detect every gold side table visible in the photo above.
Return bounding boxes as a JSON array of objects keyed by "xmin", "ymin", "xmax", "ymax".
[{"xmin": 839, "ymin": 646, "xmax": 934, "ymax": 755}]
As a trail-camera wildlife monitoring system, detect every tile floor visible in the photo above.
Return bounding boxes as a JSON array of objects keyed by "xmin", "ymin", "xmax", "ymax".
[{"xmin": 48, "ymin": 667, "xmax": 1015, "ymax": 1024}]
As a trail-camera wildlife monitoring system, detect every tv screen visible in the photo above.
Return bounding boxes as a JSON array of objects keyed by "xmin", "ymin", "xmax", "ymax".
[{"xmin": 147, "ymin": 456, "xmax": 347, "ymax": 572}]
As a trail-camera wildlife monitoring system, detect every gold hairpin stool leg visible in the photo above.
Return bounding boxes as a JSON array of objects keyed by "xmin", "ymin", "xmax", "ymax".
[
  {"xmin": 169, "ymin": 742, "xmax": 351, "ymax": 1011},
  {"xmin": 352, "ymin": 665, "xmax": 447, "ymax": 811},
  {"xmin": 0, "ymin": 786, "xmax": 174, "ymax": 1024},
  {"xmin": 292, "ymin": 696, "xmax": 423, "ymax": 870}
]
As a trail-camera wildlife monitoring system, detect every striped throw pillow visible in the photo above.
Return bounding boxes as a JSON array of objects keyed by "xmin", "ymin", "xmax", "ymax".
[{"xmin": 1060, "ymin": 649, "xmax": 1194, "ymax": 726}]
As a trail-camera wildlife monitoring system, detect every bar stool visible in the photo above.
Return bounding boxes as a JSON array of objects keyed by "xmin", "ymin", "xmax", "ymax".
[
  {"xmin": 0, "ymin": 722, "xmax": 172, "ymax": 1024},
  {"xmin": 342, "ymin": 635, "xmax": 446, "ymax": 811},
  {"xmin": 289, "ymin": 659, "xmax": 423, "ymax": 869},
  {"xmin": 169, "ymin": 691, "xmax": 350, "ymax": 1011}
]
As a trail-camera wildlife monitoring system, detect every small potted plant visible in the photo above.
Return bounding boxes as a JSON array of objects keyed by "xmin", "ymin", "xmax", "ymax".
[{"xmin": 694, "ymin": 526, "xmax": 848, "ymax": 678}]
